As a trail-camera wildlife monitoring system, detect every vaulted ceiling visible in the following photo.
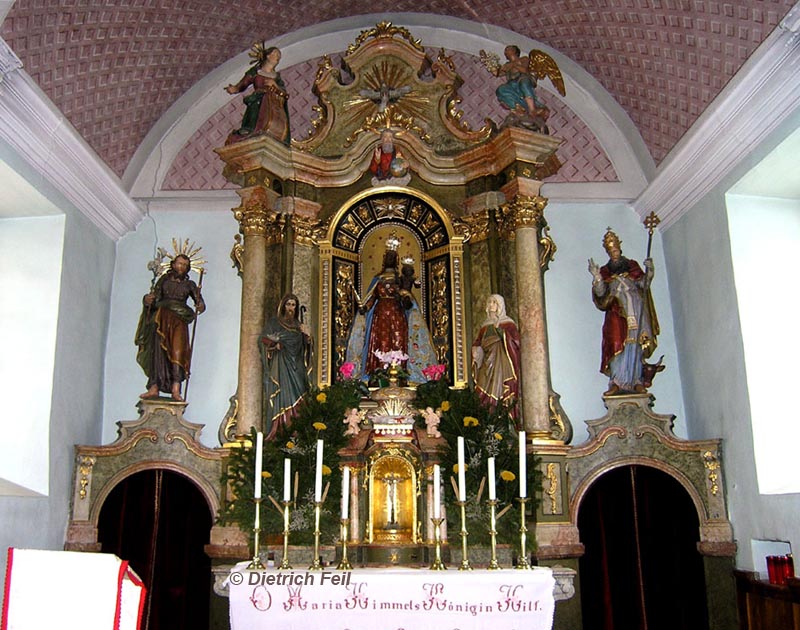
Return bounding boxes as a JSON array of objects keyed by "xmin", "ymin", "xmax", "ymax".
[{"xmin": 1, "ymin": 1, "xmax": 795, "ymax": 181}]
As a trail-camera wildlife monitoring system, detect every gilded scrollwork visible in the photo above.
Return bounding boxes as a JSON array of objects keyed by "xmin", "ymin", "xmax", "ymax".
[
  {"xmin": 292, "ymin": 214, "xmax": 328, "ymax": 246},
  {"xmin": 347, "ymin": 21, "xmax": 424, "ymax": 55},
  {"xmin": 344, "ymin": 105, "xmax": 431, "ymax": 147},
  {"xmin": 545, "ymin": 462, "xmax": 559, "ymax": 514},
  {"xmin": 548, "ymin": 391, "xmax": 573, "ymax": 443},
  {"xmin": 457, "ymin": 210, "xmax": 489, "ymax": 243},
  {"xmin": 78, "ymin": 455, "xmax": 95, "ymax": 500},
  {"xmin": 430, "ymin": 259, "xmax": 450, "ymax": 365},
  {"xmin": 334, "ymin": 261, "xmax": 357, "ymax": 369},
  {"xmin": 539, "ymin": 224, "xmax": 557, "ymax": 271},
  {"xmin": 703, "ymin": 450, "xmax": 720, "ymax": 496}
]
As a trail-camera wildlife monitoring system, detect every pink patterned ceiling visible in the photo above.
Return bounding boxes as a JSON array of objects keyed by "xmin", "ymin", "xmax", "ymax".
[
  {"xmin": 162, "ymin": 51, "xmax": 617, "ymax": 190},
  {"xmin": 2, "ymin": 1, "xmax": 794, "ymax": 179}
]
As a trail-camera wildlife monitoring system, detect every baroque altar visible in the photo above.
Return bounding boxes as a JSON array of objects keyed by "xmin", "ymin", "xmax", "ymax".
[{"xmin": 214, "ymin": 20, "xmax": 569, "ymax": 569}]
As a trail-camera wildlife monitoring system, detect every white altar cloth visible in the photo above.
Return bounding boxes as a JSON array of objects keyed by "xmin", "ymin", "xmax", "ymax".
[
  {"xmin": 227, "ymin": 564, "xmax": 555, "ymax": 630},
  {"xmin": 2, "ymin": 548, "xmax": 145, "ymax": 630}
]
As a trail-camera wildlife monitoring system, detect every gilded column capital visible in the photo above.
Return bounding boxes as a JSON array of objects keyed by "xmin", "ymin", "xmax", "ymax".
[
  {"xmin": 498, "ymin": 194, "xmax": 548, "ymax": 239},
  {"xmin": 233, "ymin": 204, "xmax": 270, "ymax": 236},
  {"xmin": 505, "ymin": 194, "xmax": 548, "ymax": 228}
]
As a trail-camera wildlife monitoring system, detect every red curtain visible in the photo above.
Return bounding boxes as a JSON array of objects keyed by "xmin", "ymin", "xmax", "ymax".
[
  {"xmin": 578, "ymin": 465, "xmax": 709, "ymax": 630},
  {"xmin": 98, "ymin": 469, "xmax": 212, "ymax": 630}
]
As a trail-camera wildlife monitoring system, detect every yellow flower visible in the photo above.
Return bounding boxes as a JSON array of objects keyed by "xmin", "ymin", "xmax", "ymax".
[
  {"xmin": 286, "ymin": 441, "xmax": 296, "ymax": 450},
  {"xmin": 500, "ymin": 470, "xmax": 516, "ymax": 482},
  {"xmin": 261, "ymin": 471, "xmax": 272, "ymax": 479},
  {"xmin": 440, "ymin": 401, "xmax": 451, "ymax": 412},
  {"xmin": 321, "ymin": 464, "xmax": 332, "ymax": 476},
  {"xmin": 493, "ymin": 432, "xmax": 503, "ymax": 441},
  {"xmin": 453, "ymin": 463, "xmax": 468, "ymax": 473},
  {"xmin": 463, "ymin": 416, "xmax": 479, "ymax": 427},
  {"xmin": 312, "ymin": 422, "xmax": 327, "ymax": 431},
  {"xmin": 316, "ymin": 393, "xmax": 327, "ymax": 403}
]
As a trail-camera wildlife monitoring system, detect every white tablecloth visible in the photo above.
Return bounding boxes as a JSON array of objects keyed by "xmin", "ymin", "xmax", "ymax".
[{"xmin": 227, "ymin": 564, "xmax": 555, "ymax": 630}]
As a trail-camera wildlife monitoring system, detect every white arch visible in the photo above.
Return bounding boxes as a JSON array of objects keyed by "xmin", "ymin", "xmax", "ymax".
[{"xmin": 126, "ymin": 13, "xmax": 654, "ymax": 201}]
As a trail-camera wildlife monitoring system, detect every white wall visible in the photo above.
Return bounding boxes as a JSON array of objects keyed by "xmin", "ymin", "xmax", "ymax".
[
  {"xmin": 0, "ymin": 215, "xmax": 64, "ymax": 495},
  {"xmin": 727, "ymin": 194, "xmax": 800, "ymax": 496},
  {"xmin": 0, "ymin": 156, "xmax": 115, "ymax": 580},
  {"xmin": 662, "ymin": 112, "xmax": 800, "ymax": 570},
  {"xmin": 103, "ymin": 208, "xmax": 242, "ymax": 446}
]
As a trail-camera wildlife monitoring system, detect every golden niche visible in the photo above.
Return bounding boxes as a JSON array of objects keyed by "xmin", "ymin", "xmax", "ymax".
[{"xmin": 368, "ymin": 453, "xmax": 418, "ymax": 544}]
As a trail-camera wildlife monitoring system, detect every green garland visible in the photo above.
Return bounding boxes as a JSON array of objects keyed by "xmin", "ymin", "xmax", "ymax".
[
  {"xmin": 414, "ymin": 379, "xmax": 539, "ymax": 547},
  {"xmin": 219, "ymin": 377, "xmax": 538, "ymax": 550},
  {"xmin": 218, "ymin": 378, "xmax": 365, "ymax": 544}
]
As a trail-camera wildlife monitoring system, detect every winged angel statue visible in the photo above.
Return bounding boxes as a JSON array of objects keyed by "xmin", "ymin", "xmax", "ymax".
[{"xmin": 479, "ymin": 45, "xmax": 565, "ymax": 133}]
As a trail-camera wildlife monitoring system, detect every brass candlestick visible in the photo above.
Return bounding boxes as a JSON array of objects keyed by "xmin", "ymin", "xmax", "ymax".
[
  {"xmin": 487, "ymin": 499, "xmax": 501, "ymax": 570},
  {"xmin": 516, "ymin": 497, "xmax": 530, "ymax": 570},
  {"xmin": 309, "ymin": 501, "xmax": 323, "ymax": 571},
  {"xmin": 457, "ymin": 501, "xmax": 473, "ymax": 571},
  {"xmin": 336, "ymin": 518, "xmax": 353, "ymax": 570},
  {"xmin": 278, "ymin": 500, "xmax": 292, "ymax": 570},
  {"xmin": 248, "ymin": 497, "xmax": 265, "ymax": 569},
  {"xmin": 429, "ymin": 516, "xmax": 447, "ymax": 570}
]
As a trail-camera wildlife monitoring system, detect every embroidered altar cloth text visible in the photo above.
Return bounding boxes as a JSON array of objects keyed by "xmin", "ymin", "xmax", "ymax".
[{"xmin": 227, "ymin": 566, "xmax": 555, "ymax": 630}]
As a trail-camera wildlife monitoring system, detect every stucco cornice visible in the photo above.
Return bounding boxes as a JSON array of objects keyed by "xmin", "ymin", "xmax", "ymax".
[{"xmin": 0, "ymin": 37, "xmax": 143, "ymax": 239}]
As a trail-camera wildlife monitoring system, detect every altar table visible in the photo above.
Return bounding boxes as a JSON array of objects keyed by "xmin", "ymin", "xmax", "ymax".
[{"xmin": 227, "ymin": 564, "xmax": 555, "ymax": 630}]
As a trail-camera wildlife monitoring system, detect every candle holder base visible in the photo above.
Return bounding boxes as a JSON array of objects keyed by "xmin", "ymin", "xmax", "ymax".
[
  {"xmin": 457, "ymin": 502, "xmax": 472, "ymax": 571},
  {"xmin": 337, "ymin": 518, "xmax": 353, "ymax": 571},
  {"xmin": 429, "ymin": 517, "xmax": 447, "ymax": 571},
  {"xmin": 515, "ymin": 497, "xmax": 531, "ymax": 571},
  {"xmin": 309, "ymin": 501, "xmax": 324, "ymax": 571}
]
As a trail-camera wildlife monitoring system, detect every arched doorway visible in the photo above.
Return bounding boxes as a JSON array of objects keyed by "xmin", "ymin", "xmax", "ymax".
[
  {"xmin": 578, "ymin": 465, "xmax": 709, "ymax": 630},
  {"xmin": 98, "ymin": 469, "xmax": 212, "ymax": 630}
]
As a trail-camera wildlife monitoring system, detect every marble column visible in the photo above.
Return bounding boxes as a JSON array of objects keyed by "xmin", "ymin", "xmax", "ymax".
[
  {"xmin": 233, "ymin": 186, "xmax": 280, "ymax": 437},
  {"xmin": 503, "ymin": 193, "xmax": 551, "ymax": 440}
]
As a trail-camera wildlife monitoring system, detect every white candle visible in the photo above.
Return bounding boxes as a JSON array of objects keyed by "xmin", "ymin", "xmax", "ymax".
[
  {"xmin": 519, "ymin": 430, "xmax": 527, "ymax": 498},
  {"xmin": 457, "ymin": 436, "xmax": 467, "ymax": 502},
  {"xmin": 488, "ymin": 456, "xmax": 496, "ymax": 501},
  {"xmin": 433, "ymin": 464, "xmax": 441, "ymax": 518},
  {"xmin": 254, "ymin": 432, "xmax": 263, "ymax": 499},
  {"xmin": 314, "ymin": 439, "xmax": 324, "ymax": 502},
  {"xmin": 283, "ymin": 458, "xmax": 291, "ymax": 502},
  {"xmin": 341, "ymin": 466, "xmax": 350, "ymax": 519}
]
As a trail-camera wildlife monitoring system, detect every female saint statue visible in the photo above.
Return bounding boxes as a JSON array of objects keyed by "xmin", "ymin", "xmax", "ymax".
[
  {"xmin": 260, "ymin": 294, "xmax": 313, "ymax": 440},
  {"xmin": 225, "ymin": 44, "xmax": 290, "ymax": 145},
  {"xmin": 471, "ymin": 294, "xmax": 521, "ymax": 420}
]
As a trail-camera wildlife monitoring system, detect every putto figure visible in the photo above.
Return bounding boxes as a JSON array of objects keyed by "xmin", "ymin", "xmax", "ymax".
[
  {"xmin": 588, "ymin": 228, "xmax": 660, "ymax": 396},
  {"xmin": 225, "ymin": 43, "xmax": 290, "ymax": 145},
  {"xmin": 260, "ymin": 294, "xmax": 313, "ymax": 440},
  {"xmin": 136, "ymin": 254, "xmax": 205, "ymax": 402},
  {"xmin": 471, "ymin": 294, "xmax": 521, "ymax": 420}
]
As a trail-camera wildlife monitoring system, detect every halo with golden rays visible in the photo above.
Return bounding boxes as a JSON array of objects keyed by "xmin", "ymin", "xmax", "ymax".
[{"xmin": 156, "ymin": 238, "xmax": 207, "ymax": 277}]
